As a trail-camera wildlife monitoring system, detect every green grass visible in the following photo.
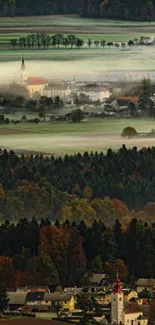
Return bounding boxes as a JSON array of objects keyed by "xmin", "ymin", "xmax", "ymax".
[
  {"xmin": 0, "ymin": 16, "xmax": 155, "ymax": 26},
  {"xmin": 1, "ymin": 117, "xmax": 155, "ymax": 134},
  {"xmin": 0, "ymin": 118, "xmax": 155, "ymax": 155}
]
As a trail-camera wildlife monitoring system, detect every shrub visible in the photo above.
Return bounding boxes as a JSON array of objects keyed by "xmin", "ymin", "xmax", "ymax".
[{"xmin": 121, "ymin": 126, "xmax": 137, "ymax": 138}]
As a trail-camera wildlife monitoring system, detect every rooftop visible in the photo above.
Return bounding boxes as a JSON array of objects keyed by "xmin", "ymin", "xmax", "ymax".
[
  {"xmin": 124, "ymin": 302, "xmax": 142, "ymax": 314},
  {"xmin": 27, "ymin": 77, "xmax": 48, "ymax": 85}
]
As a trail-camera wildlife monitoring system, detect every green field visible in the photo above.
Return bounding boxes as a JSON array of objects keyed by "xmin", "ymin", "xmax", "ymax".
[
  {"xmin": 0, "ymin": 15, "xmax": 155, "ymax": 45},
  {"xmin": 0, "ymin": 118, "xmax": 155, "ymax": 155}
]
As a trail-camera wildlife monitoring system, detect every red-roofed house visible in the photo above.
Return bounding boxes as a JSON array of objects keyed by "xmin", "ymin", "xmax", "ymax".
[{"xmin": 116, "ymin": 96, "xmax": 139, "ymax": 103}]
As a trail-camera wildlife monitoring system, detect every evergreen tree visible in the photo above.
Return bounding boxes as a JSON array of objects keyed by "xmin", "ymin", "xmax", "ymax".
[{"xmin": 0, "ymin": 281, "xmax": 9, "ymax": 313}]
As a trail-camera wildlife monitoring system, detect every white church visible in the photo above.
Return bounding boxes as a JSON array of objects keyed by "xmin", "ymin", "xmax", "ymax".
[{"xmin": 111, "ymin": 275, "xmax": 148, "ymax": 325}]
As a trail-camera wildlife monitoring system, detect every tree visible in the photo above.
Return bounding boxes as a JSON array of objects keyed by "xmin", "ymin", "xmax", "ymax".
[
  {"xmin": 121, "ymin": 126, "xmax": 137, "ymax": 138},
  {"xmin": 90, "ymin": 255, "xmax": 103, "ymax": 273},
  {"xmin": 0, "ymin": 281, "xmax": 9, "ymax": 313},
  {"xmin": 36, "ymin": 252, "xmax": 59, "ymax": 286},
  {"xmin": 101, "ymin": 39, "xmax": 106, "ymax": 47},
  {"xmin": 140, "ymin": 1, "xmax": 154, "ymax": 21},
  {"xmin": 94, "ymin": 40, "xmax": 99, "ymax": 47},
  {"xmin": 87, "ymin": 39, "xmax": 92, "ymax": 48},
  {"xmin": 18, "ymin": 37, "xmax": 26, "ymax": 49},
  {"xmin": 141, "ymin": 78, "xmax": 152, "ymax": 100},
  {"xmin": 104, "ymin": 259, "xmax": 129, "ymax": 281},
  {"xmin": 67, "ymin": 34, "xmax": 77, "ymax": 48},
  {"xmin": 76, "ymin": 38, "xmax": 84, "ymax": 48},
  {"xmin": 10, "ymin": 38, "xmax": 17, "ymax": 49},
  {"xmin": 70, "ymin": 108, "xmax": 84, "ymax": 122}
]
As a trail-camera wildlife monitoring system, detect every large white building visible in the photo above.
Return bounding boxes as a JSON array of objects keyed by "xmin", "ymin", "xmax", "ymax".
[
  {"xmin": 77, "ymin": 84, "xmax": 110, "ymax": 102},
  {"xmin": 111, "ymin": 275, "xmax": 148, "ymax": 325}
]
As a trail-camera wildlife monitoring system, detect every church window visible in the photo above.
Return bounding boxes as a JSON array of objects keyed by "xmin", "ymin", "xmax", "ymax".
[{"xmin": 119, "ymin": 298, "xmax": 122, "ymax": 301}]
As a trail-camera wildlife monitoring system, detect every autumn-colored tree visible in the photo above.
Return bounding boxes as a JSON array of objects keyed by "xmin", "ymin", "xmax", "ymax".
[
  {"xmin": 104, "ymin": 259, "xmax": 129, "ymax": 281},
  {"xmin": 0, "ymin": 257, "xmax": 15, "ymax": 288},
  {"xmin": 67, "ymin": 227, "xmax": 86, "ymax": 285},
  {"xmin": 13, "ymin": 271, "xmax": 28, "ymax": 288},
  {"xmin": 61, "ymin": 197, "xmax": 96, "ymax": 225}
]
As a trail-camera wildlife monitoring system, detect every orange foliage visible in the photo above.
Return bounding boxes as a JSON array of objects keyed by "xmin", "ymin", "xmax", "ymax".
[
  {"xmin": 0, "ymin": 256, "xmax": 15, "ymax": 287},
  {"xmin": 13, "ymin": 271, "xmax": 28, "ymax": 288}
]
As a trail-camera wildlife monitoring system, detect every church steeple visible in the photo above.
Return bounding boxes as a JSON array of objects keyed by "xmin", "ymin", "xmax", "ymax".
[
  {"xmin": 21, "ymin": 56, "xmax": 25, "ymax": 70},
  {"xmin": 20, "ymin": 56, "xmax": 28, "ymax": 84},
  {"xmin": 111, "ymin": 272, "xmax": 124, "ymax": 324}
]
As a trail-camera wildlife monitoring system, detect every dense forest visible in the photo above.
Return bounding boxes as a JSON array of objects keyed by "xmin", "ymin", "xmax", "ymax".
[
  {"xmin": 1, "ymin": 0, "xmax": 155, "ymax": 21},
  {"xmin": 0, "ymin": 147, "xmax": 155, "ymax": 285},
  {"xmin": 0, "ymin": 217, "xmax": 155, "ymax": 287}
]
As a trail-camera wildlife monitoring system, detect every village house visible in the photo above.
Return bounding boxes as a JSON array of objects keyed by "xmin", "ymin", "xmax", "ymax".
[
  {"xmin": 44, "ymin": 83, "xmax": 71, "ymax": 100},
  {"xmin": 7, "ymin": 290, "xmax": 75, "ymax": 312},
  {"xmin": 123, "ymin": 289, "xmax": 138, "ymax": 302},
  {"xmin": 135, "ymin": 278, "xmax": 155, "ymax": 293},
  {"xmin": 77, "ymin": 84, "xmax": 110, "ymax": 102}
]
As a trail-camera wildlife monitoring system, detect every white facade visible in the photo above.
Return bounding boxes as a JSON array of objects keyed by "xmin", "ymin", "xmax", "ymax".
[
  {"xmin": 44, "ymin": 85, "xmax": 71, "ymax": 99},
  {"xmin": 123, "ymin": 313, "xmax": 148, "ymax": 325},
  {"xmin": 111, "ymin": 291, "xmax": 124, "ymax": 324},
  {"xmin": 78, "ymin": 87, "xmax": 110, "ymax": 102},
  {"xmin": 123, "ymin": 312, "xmax": 142, "ymax": 325}
]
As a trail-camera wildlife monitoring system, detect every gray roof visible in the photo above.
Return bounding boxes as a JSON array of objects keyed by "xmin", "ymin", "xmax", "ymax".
[
  {"xmin": 44, "ymin": 292, "xmax": 73, "ymax": 302},
  {"xmin": 64, "ymin": 287, "xmax": 82, "ymax": 295},
  {"xmin": 8, "ymin": 292, "xmax": 27, "ymax": 305},
  {"xmin": 136, "ymin": 278, "xmax": 155, "ymax": 287},
  {"xmin": 89, "ymin": 273, "xmax": 108, "ymax": 284}
]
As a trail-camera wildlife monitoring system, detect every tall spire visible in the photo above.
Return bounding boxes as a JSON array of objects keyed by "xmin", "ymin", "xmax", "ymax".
[
  {"xmin": 21, "ymin": 56, "xmax": 25, "ymax": 70},
  {"xmin": 113, "ymin": 272, "xmax": 122, "ymax": 294}
]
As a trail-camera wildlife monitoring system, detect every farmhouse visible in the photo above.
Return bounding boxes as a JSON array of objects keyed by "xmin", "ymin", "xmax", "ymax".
[
  {"xmin": 7, "ymin": 290, "xmax": 75, "ymax": 312},
  {"xmin": 77, "ymin": 84, "xmax": 110, "ymax": 102},
  {"xmin": 20, "ymin": 57, "xmax": 48, "ymax": 98}
]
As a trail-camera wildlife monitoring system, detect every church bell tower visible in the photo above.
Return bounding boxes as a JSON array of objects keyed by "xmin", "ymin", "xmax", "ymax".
[
  {"xmin": 111, "ymin": 273, "xmax": 124, "ymax": 325},
  {"xmin": 20, "ymin": 56, "xmax": 28, "ymax": 85}
]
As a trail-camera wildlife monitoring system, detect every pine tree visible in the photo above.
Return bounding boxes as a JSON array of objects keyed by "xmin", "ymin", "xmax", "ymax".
[{"xmin": 0, "ymin": 281, "xmax": 9, "ymax": 313}]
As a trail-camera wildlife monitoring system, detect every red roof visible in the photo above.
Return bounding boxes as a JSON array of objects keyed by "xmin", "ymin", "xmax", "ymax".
[
  {"xmin": 113, "ymin": 276, "xmax": 122, "ymax": 294},
  {"xmin": 116, "ymin": 96, "xmax": 139, "ymax": 103},
  {"xmin": 27, "ymin": 77, "xmax": 47, "ymax": 85}
]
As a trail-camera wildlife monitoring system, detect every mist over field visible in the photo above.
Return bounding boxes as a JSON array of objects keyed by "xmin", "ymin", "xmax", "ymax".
[{"xmin": 1, "ymin": 45, "xmax": 155, "ymax": 84}]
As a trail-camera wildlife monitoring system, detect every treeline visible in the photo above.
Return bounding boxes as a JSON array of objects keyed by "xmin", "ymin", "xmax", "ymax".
[
  {"xmin": 0, "ymin": 147, "xmax": 155, "ymax": 223},
  {"xmin": 1, "ymin": 0, "xmax": 155, "ymax": 21},
  {"xmin": 10, "ymin": 33, "xmax": 84, "ymax": 49},
  {"xmin": 10, "ymin": 33, "xmax": 155, "ymax": 50},
  {"xmin": 80, "ymin": 0, "xmax": 155, "ymax": 21},
  {"xmin": 0, "ymin": 217, "xmax": 155, "ymax": 288}
]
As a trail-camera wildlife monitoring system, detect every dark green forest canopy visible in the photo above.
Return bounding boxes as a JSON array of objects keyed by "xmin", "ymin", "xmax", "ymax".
[
  {"xmin": 1, "ymin": 0, "xmax": 155, "ymax": 20},
  {"xmin": 0, "ymin": 146, "xmax": 155, "ymax": 212}
]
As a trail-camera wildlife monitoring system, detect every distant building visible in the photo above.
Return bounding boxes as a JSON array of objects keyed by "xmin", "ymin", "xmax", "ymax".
[
  {"xmin": 20, "ymin": 57, "xmax": 48, "ymax": 98},
  {"xmin": 77, "ymin": 84, "xmax": 110, "ymax": 102},
  {"xmin": 135, "ymin": 278, "xmax": 155, "ymax": 293},
  {"xmin": 44, "ymin": 83, "xmax": 71, "ymax": 100}
]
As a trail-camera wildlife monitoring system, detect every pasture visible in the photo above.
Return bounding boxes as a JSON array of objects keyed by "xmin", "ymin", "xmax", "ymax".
[
  {"xmin": 0, "ymin": 15, "xmax": 155, "ymax": 46},
  {"xmin": 0, "ymin": 118, "xmax": 155, "ymax": 155}
]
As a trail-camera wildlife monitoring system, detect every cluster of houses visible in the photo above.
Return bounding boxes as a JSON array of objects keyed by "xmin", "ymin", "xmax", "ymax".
[
  {"xmin": 19, "ymin": 58, "xmax": 111, "ymax": 102},
  {"xmin": 6, "ymin": 274, "xmax": 155, "ymax": 324}
]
